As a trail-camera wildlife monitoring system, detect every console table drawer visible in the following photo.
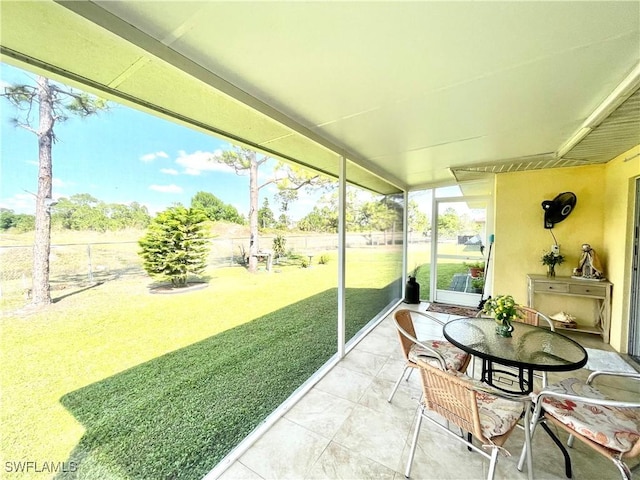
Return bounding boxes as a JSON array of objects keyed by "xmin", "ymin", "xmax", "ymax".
[
  {"xmin": 527, "ymin": 274, "xmax": 613, "ymax": 344},
  {"xmin": 568, "ymin": 284, "xmax": 606, "ymax": 297},
  {"xmin": 534, "ymin": 282, "xmax": 569, "ymax": 293}
]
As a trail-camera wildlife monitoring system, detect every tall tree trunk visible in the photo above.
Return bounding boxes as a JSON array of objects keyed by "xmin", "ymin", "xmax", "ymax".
[
  {"xmin": 391, "ymin": 220, "xmax": 395, "ymax": 245},
  {"xmin": 31, "ymin": 76, "xmax": 54, "ymax": 306},
  {"xmin": 248, "ymin": 153, "xmax": 259, "ymax": 273}
]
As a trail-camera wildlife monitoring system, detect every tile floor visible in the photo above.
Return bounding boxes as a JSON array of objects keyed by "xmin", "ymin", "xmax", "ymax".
[{"xmin": 216, "ymin": 303, "xmax": 640, "ymax": 480}]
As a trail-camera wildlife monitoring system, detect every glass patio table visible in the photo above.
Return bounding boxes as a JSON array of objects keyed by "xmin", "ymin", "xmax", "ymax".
[{"xmin": 443, "ymin": 317, "xmax": 588, "ymax": 394}]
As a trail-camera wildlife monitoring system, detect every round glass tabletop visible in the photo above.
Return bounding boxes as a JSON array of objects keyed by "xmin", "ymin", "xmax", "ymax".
[{"xmin": 443, "ymin": 317, "xmax": 588, "ymax": 371}]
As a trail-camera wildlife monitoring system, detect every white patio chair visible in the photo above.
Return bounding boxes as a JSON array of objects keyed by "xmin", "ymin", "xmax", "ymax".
[
  {"xmin": 405, "ymin": 357, "xmax": 533, "ymax": 480},
  {"xmin": 388, "ymin": 309, "xmax": 471, "ymax": 402},
  {"xmin": 519, "ymin": 370, "xmax": 640, "ymax": 479}
]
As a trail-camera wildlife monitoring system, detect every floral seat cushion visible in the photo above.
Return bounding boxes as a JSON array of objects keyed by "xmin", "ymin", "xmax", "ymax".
[
  {"xmin": 408, "ymin": 340, "xmax": 469, "ymax": 371},
  {"xmin": 477, "ymin": 391, "xmax": 525, "ymax": 439},
  {"xmin": 534, "ymin": 377, "xmax": 640, "ymax": 453},
  {"xmin": 431, "ymin": 371, "xmax": 524, "ymax": 439}
]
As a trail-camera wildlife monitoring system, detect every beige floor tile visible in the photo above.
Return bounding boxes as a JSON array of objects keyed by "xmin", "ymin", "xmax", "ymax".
[
  {"xmin": 400, "ymin": 412, "xmax": 487, "ymax": 480},
  {"xmin": 332, "ymin": 404, "xmax": 412, "ymax": 472},
  {"xmin": 408, "ymin": 312, "xmax": 449, "ymax": 341},
  {"xmin": 563, "ymin": 330, "xmax": 616, "ymax": 351},
  {"xmin": 357, "ymin": 376, "xmax": 420, "ymax": 427},
  {"xmin": 339, "ymin": 348, "xmax": 389, "ymax": 377},
  {"xmin": 238, "ymin": 417, "xmax": 330, "ymax": 480},
  {"xmin": 315, "ymin": 365, "xmax": 374, "ymax": 403},
  {"xmin": 215, "ymin": 305, "xmax": 640, "ymax": 480},
  {"xmin": 376, "ymin": 357, "xmax": 410, "ymax": 384},
  {"xmin": 401, "ymin": 403, "xmax": 633, "ymax": 480},
  {"xmin": 354, "ymin": 328, "xmax": 399, "ymax": 357},
  {"xmin": 284, "ymin": 389, "xmax": 356, "ymax": 440},
  {"xmin": 370, "ymin": 317, "xmax": 398, "ymax": 336},
  {"xmin": 507, "ymin": 423, "xmax": 624, "ymax": 480},
  {"xmin": 216, "ymin": 461, "xmax": 264, "ymax": 480},
  {"xmin": 305, "ymin": 442, "xmax": 396, "ymax": 480}
]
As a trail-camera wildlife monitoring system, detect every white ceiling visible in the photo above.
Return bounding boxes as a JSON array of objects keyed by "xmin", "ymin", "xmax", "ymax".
[{"xmin": 1, "ymin": 1, "xmax": 639, "ymax": 193}]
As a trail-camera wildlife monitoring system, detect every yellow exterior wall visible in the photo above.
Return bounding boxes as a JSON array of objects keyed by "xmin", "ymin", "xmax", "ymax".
[
  {"xmin": 493, "ymin": 145, "xmax": 639, "ymax": 351},
  {"xmin": 603, "ymin": 145, "xmax": 640, "ymax": 351},
  {"xmin": 493, "ymin": 164, "xmax": 606, "ymax": 300}
]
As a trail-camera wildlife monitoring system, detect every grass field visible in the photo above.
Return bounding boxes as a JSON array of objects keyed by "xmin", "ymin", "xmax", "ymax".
[
  {"xmin": 0, "ymin": 226, "xmax": 478, "ymax": 479},
  {"xmin": 0, "ymin": 247, "xmax": 402, "ymax": 479}
]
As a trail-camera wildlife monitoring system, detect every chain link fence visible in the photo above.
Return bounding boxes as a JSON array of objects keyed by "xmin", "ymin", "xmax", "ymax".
[{"xmin": 0, "ymin": 232, "xmax": 402, "ymax": 306}]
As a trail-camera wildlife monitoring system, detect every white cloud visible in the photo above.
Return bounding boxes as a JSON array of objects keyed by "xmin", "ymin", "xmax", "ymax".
[
  {"xmin": 139, "ymin": 201, "xmax": 166, "ymax": 216},
  {"xmin": 175, "ymin": 149, "xmax": 233, "ymax": 176},
  {"xmin": 0, "ymin": 193, "xmax": 35, "ymax": 214},
  {"xmin": 149, "ymin": 184, "xmax": 183, "ymax": 194},
  {"xmin": 52, "ymin": 177, "xmax": 69, "ymax": 188},
  {"xmin": 160, "ymin": 168, "xmax": 179, "ymax": 175},
  {"xmin": 140, "ymin": 151, "xmax": 169, "ymax": 163}
]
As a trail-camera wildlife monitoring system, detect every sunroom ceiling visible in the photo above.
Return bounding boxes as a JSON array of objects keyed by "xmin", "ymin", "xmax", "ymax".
[{"xmin": 1, "ymin": 1, "xmax": 639, "ymax": 194}]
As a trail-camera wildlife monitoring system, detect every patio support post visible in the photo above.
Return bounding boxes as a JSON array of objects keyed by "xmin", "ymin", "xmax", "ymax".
[
  {"xmin": 402, "ymin": 189, "xmax": 409, "ymax": 301},
  {"xmin": 430, "ymin": 192, "xmax": 438, "ymax": 303},
  {"xmin": 337, "ymin": 156, "xmax": 347, "ymax": 358}
]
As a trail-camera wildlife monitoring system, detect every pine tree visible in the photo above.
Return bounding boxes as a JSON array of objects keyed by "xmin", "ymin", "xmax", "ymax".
[
  {"xmin": 1, "ymin": 73, "xmax": 108, "ymax": 305},
  {"xmin": 212, "ymin": 147, "xmax": 332, "ymax": 272},
  {"xmin": 138, "ymin": 207, "xmax": 209, "ymax": 287}
]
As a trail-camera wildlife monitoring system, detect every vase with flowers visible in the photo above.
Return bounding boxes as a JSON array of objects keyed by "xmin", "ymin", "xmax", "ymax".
[
  {"xmin": 482, "ymin": 294, "xmax": 521, "ymax": 337},
  {"xmin": 541, "ymin": 250, "xmax": 565, "ymax": 277}
]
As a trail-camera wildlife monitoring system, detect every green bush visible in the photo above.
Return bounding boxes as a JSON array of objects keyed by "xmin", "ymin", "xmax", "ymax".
[
  {"xmin": 138, "ymin": 206, "xmax": 209, "ymax": 286},
  {"xmin": 318, "ymin": 254, "xmax": 329, "ymax": 265},
  {"xmin": 463, "ymin": 260, "xmax": 485, "ymax": 270},
  {"xmin": 273, "ymin": 234, "xmax": 286, "ymax": 259},
  {"xmin": 471, "ymin": 275, "xmax": 485, "ymax": 290}
]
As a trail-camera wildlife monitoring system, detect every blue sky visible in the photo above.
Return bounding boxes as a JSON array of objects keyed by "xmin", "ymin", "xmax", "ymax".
[{"xmin": 0, "ymin": 62, "xmax": 320, "ymax": 219}]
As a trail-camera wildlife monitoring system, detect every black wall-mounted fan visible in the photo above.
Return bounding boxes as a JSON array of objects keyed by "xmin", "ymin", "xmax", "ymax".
[{"xmin": 541, "ymin": 192, "xmax": 577, "ymax": 229}]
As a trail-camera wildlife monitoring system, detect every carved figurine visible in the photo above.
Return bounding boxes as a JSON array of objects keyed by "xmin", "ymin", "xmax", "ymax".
[{"xmin": 573, "ymin": 243, "xmax": 604, "ymax": 280}]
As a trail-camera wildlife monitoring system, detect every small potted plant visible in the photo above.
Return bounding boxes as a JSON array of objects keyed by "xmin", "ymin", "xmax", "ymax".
[
  {"xmin": 470, "ymin": 274, "xmax": 484, "ymax": 293},
  {"xmin": 541, "ymin": 251, "xmax": 565, "ymax": 277},
  {"xmin": 482, "ymin": 294, "xmax": 521, "ymax": 337},
  {"xmin": 464, "ymin": 260, "xmax": 485, "ymax": 278}
]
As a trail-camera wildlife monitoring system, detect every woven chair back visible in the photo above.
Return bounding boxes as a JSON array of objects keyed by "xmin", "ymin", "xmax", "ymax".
[
  {"xmin": 516, "ymin": 306, "xmax": 540, "ymax": 326},
  {"xmin": 417, "ymin": 360, "xmax": 483, "ymax": 442},
  {"xmin": 394, "ymin": 310, "xmax": 418, "ymax": 362}
]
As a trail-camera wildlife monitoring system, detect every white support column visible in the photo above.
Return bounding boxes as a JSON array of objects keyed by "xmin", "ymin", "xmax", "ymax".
[
  {"xmin": 337, "ymin": 156, "xmax": 347, "ymax": 358},
  {"xmin": 402, "ymin": 189, "xmax": 409, "ymax": 301},
  {"xmin": 430, "ymin": 194, "xmax": 438, "ymax": 303}
]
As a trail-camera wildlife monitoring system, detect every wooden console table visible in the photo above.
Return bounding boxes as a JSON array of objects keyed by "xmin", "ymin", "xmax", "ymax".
[{"xmin": 527, "ymin": 274, "xmax": 612, "ymax": 343}]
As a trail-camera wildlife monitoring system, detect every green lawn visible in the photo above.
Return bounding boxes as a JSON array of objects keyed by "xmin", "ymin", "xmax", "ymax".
[
  {"xmin": 414, "ymin": 263, "xmax": 471, "ymax": 297},
  {"xmin": 0, "ymin": 249, "xmax": 400, "ymax": 479},
  {"xmin": 407, "ymin": 242, "xmax": 480, "ymax": 299}
]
